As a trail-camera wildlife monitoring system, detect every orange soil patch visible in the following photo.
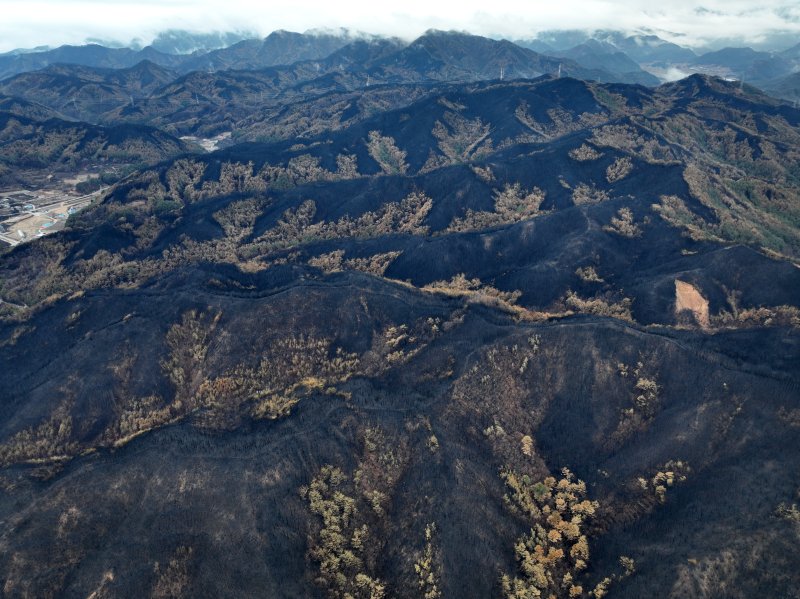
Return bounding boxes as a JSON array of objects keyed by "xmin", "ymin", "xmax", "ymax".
[{"xmin": 675, "ymin": 280, "xmax": 710, "ymax": 329}]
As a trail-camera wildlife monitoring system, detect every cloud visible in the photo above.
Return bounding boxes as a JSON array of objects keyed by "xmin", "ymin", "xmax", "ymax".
[
  {"xmin": 662, "ymin": 66, "xmax": 694, "ymax": 81},
  {"xmin": 1, "ymin": 0, "xmax": 799, "ymax": 52}
]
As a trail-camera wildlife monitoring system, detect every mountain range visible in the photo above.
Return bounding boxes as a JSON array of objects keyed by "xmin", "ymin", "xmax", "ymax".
[
  {"xmin": 1, "ymin": 28, "xmax": 798, "ymax": 107},
  {"xmin": 0, "ymin": 31, "xmax": 655, "ymax": 140},
  {"xmin": 0, "ymin": 25, "xmax": 799, "ymax": 599}
]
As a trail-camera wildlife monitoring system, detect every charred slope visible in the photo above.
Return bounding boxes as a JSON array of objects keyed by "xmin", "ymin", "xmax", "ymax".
[
  {"xmin": 0, "ymin": 265, "xmax": 798, "ymax": 598},
  {"xmin": 0, "ymin": 75, "xmax": 799, "ymax": 598},
  {"xmin": 230, "ymin": 82, "xmax": 446, "ymax": 143},
  {"xmin": 3, "ymin": 76, "xmax": 799, "ymax": 315}
]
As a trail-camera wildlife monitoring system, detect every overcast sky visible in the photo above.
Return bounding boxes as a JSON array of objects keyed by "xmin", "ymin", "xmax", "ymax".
[{"xmin": 1, "ymin": 0, "xmax": 799, "ymax": 53}]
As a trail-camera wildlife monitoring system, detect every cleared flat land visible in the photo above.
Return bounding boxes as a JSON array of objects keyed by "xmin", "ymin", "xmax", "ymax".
[{"xmin": 0, "ymin": 186, "xmax": 100, "ymax": 246}]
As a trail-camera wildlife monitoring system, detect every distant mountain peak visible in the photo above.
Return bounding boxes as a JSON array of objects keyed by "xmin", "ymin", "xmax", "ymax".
[
  {"xmin": 414, "ymin": 29, "xmax": 482, "ymax": 42},
  {"xmin": 149, "ymin": 29, "xmax": 259, "ymax": 55},
  {"xmin": 659, "ymin": 72, "xmax": 770, "ymax": 101}
]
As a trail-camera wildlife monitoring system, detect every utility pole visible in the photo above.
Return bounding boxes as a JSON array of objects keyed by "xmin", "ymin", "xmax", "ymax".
[
  {"xmin": 558, "ymin": 63, "xmax": 562, "ymax": 78},
  {"xmin": 500, "ymin": 67, "xmax": 504, "ymax": 81}
]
